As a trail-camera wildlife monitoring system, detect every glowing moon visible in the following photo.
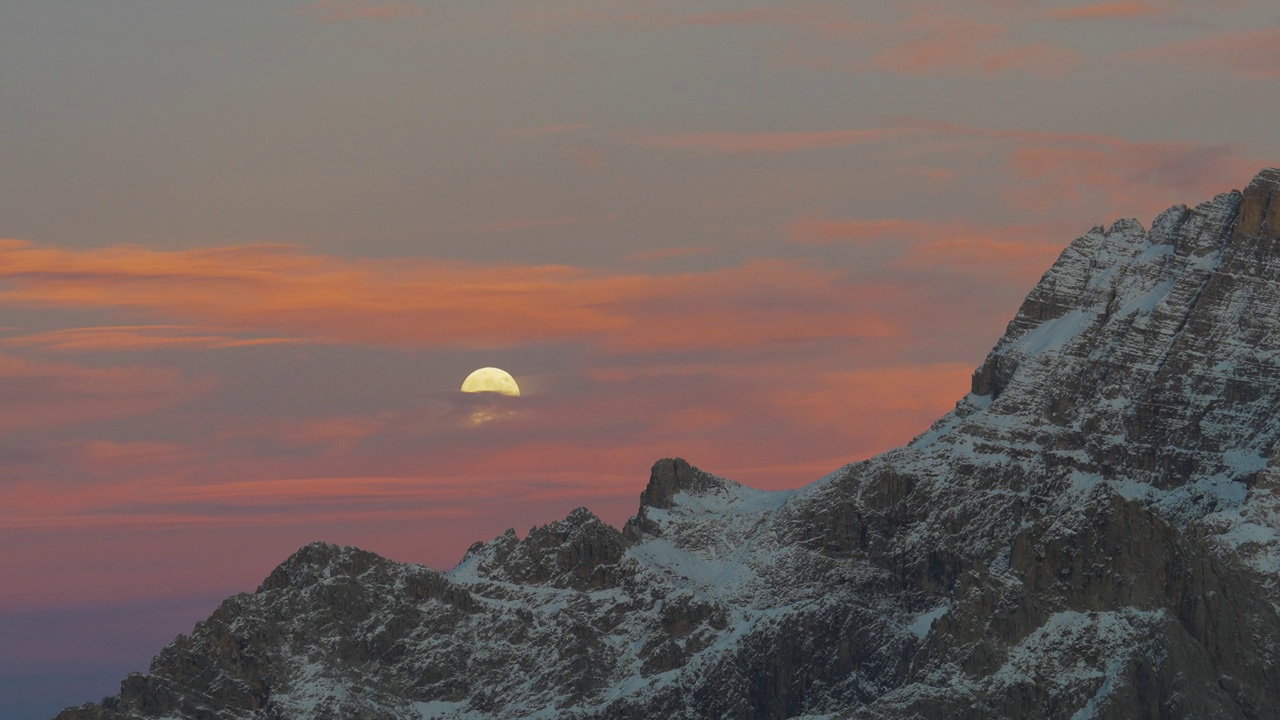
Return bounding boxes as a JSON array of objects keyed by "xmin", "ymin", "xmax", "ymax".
[{"xmin": 460, "ymin": 367, "xmax": 520, "ymax": 397}]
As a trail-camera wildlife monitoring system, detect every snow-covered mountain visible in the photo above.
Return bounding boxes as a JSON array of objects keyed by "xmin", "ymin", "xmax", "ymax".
[{"xmin": 56, "ymin": 171, "xmax": 1280, "ymax": 720}]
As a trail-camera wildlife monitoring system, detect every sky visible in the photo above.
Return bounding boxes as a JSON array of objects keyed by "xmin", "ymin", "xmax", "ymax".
[{"xmin": 2, "ymin": 0, "xmax": 1278, "ymax": 716}]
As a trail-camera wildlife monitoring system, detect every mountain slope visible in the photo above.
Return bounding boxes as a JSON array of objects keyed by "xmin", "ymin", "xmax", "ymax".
[{"xmin": 57, "ymin": 171, "xmax": 1280, "ymax": 720}]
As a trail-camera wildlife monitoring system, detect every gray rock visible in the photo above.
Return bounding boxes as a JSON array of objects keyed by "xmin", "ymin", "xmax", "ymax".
[{"xmin": 57, "ymin": 169, "xmax": 1280, "ymax": 720}]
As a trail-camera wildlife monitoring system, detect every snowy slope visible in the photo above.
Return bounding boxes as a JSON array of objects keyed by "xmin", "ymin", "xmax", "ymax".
[{"xmin": 56, "ymin": 171, "xmax": 1280, "ymax": 720}]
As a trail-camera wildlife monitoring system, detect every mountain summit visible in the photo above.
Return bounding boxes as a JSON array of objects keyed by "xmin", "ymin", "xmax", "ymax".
[{"xmin": 57, "ymin": 172, "xmax": 1280, "ymax": 719}]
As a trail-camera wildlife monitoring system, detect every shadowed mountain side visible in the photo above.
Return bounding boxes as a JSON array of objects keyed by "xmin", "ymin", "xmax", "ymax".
[{"xmin": 57, "ymin": 171, "xmax": 1280, "ymax": 720}]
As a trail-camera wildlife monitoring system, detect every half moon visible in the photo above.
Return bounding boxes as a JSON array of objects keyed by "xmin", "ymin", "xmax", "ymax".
[{"xmin": 460, "ymin": 367, "xmax": 521, "ymax": 397}]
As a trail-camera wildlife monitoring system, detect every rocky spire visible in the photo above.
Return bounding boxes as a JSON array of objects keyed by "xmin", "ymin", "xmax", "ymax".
[{"xmin": 1234, "ymin": 167, "xmax": 1280, "ymax": 239}]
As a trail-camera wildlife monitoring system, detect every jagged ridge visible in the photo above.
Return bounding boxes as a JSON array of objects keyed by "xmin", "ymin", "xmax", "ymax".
[{"xmin": 57, "ymin": 171, "xmax": 1280, "ymax": 720}]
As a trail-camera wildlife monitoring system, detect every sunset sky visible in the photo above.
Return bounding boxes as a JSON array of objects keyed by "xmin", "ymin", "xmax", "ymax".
[{"xmin": 3, "ymin": 1, "xmax": 1279, "ymax": 716}]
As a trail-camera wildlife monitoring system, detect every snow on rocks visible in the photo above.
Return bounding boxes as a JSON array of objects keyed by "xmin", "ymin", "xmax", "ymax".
[{"xmin": 56, "ymin": 171, "xmax": 1280, "ymax": 720}]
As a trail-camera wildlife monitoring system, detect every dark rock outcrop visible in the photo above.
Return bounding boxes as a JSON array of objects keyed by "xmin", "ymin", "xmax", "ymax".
[{"xmin": 57, "ymin": 170, "xmax": 1280, "ymax": 720}]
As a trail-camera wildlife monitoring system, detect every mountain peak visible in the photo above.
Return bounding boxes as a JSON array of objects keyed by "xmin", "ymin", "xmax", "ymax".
[
  {"xmin": 637, "ymin": 457, "xmax": 725, "ymax": 510},
  {"xmin": 622, "ymin": 457, "xmax": 738, "ymax": 540},
  {"xmin": 56, "ymin": 171, "xmax": 1280, "ymax": 720},
  {"xmin": 1235, "ymin": 166, "xmax": 1280, "ymax": 239},
  {"xmin": 452, "ymin": 506, "xmax": 627, "ymax": 589},
  {"xmin": 257, "ymin": 541, "xmax": 390, "ymax": 592}
]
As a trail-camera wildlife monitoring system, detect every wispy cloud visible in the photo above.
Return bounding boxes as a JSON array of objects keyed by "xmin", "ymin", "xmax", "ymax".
[
  {"xmin": 884, "ymin": 119, "xmax": 1257, "ymax": 218},
  {"xmin": 0, "ymin": 326, "xmax": 304, "ymax": 353},
  {"xmin": 788, "ymin": 215, "xmax": 1064, "ymax": 281},
  {"xmin": 0, "ymin": 241, "xmax": 895, "ymax": 352},
  {"xmin": 633, "ymin": 128, "xmax": 910, "ymax": 154},
  {"xmin": 895, "ymin": 236, "xmax": 1063, "ymax": 279},
  {"xmin": 0, "ymin": 353, "xmax": 208, "ymax": 434},
  {"xmin": 788, "ymin": 217, "xmax": 938, "ymax": 245},
  {"xmin": 870, "ymin": 16, "xmax": 1078, "ymax": 76},
  {"xmin": 1130, "ymin": 28, "xmax": 1280, "ymax": 79},
  {"xmin": 1005, "ymin": 139, "xmax": 1254, "ymax": 216}
]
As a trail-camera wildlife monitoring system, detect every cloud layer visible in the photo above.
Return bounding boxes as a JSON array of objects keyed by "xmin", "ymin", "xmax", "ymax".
[{"xmin": 3, "ymin": 0, "xmax": 1278, "ymax": 715}]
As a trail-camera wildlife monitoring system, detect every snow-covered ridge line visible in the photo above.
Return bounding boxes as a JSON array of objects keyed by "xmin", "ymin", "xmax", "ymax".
[{"xmin": 55, "ymin": 170, "xmax": 1280, "ymax": 720}]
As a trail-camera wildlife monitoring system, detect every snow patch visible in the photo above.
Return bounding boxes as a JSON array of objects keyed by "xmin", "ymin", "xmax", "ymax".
[
  {"xmin": 906, "ymin": 605, "xmax": 948, "ymax": 639},
  {"xmin": 1009, "ymin": 308, "xmax": 1095, "ymax": 356}
]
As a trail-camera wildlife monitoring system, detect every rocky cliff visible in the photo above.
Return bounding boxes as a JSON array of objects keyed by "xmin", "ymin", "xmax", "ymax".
[{"xmin": 56, "ymin": 171, "xmax": 1280, "ymax": 720}]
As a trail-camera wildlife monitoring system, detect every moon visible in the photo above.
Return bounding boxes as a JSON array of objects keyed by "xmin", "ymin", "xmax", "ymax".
[{"xmin": 460, "ymin": 367, "xmax": 521, "ymax": 397}]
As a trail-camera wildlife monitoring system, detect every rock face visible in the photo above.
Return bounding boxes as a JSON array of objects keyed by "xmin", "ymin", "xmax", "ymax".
[{"xmin": 57, "ymin": 171, "xmax": 1280, "ymax": 720}]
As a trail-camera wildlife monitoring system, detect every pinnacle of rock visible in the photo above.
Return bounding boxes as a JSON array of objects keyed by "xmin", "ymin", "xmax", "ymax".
[{"xmin": 1234, "ymin": 166, "xmax": 1280, "ymax": 239}]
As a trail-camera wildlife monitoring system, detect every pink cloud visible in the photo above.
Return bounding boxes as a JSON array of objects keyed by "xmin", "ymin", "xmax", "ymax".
[
  {"xmin": 773, "ymin": 362, "xmax": 975, "ymax": 457},
  {"xmin": 1130, "ymin": 28, "xmax": 1280, "ymax": 79},
  {"xmin": 0, "ymin": 325, "xmax": 304, "ymax": 353},
  {"xmin": 895, "ymin": 236, "xmax": 1064, "ymax": 280},
  {"xmin": 633, "ymin": 128, "xmax": 911, "ymax": 154},
  {"xmin": 1006, "ymin": 142, "xmax": 1258, "ymax": 219},
  {"xmin": 788, "ymin": 215, "xmax": 1064, "ymax": 282},
  {"xmin": 0, "ymin": 353, "xmax": 208, "ymax": 434},
  {"xmin": 871, "ymin": 16, "xmax": 1078, "ymax": 76},
  {"xmin": 788, "ymin": 217, "xmax": 935, "ymax": 245},
  {"xmin": 888, "ymin": 119, "xmax": 1261, "ymax": 220},
  {"xmin": 0, "ymin": 241, "xmax": 896, "ymax": 352},
  {"xmin": 76, "ymin": 440, "xmax": 193, "ymax": 466},
  {"xmin": 788, "ymin": 215, "xmax": 1051, "ymax": 246},
  {"xmin": 0, "ymin": 260, "xmax": 1036, "ymax": 615}
]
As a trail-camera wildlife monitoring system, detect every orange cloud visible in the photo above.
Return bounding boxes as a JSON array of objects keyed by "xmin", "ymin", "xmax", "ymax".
[
  {"xmin": 0, "ymin": 325, "xmax": 303, "ymax": 353},
  {"xmin": 895, "ymin": 236, "xmax": 1064, "ymax": 280},
  {"xmin": 602, "ymin": 260, "xmax": 898, "ymax": 351},
  {"xmin": 871, "ymin": 17, "xmax": 1077, "ymax": 76},
  {"xmin": 789, "ymin": 218, "xmax": 934, "ymax": 245},
  {"xmin": 270, "ymin": 416, "xmax": 387, "ymax": 449},
  {"xmin": 633, "ymin": 128, "xmax": 910, "ymax": 154},
  {"xmin": 788, "ymin": 215, "xmax": 1064, "ymax": 282},
  {"xmin": 0, "ymin": 449, "xmax": 642, "ymax": 531},
  {"xmin": 1130, "ymin": 28, "xmax": 1280, "ymax": 79},
  {"xmin": 1006, "ymin": 142, "xmax": 1258, "ymax": 218},
  {"xmin": 298, "ymin": 0, "xmax": 425, "ymax": 22},
  {"xmin": 775, "ymin": 362, "xmax": 974, "ymax": 456},
  {"xmin": 887, "ymin": 119, "xmax": 1259, "ymax": 219},
  {"xmin": 0, "ymin": 353, "xmax": 207, "ymax": 434},
  {"xmin": 0, "ymin": 241, "xmax": 895, "ymax": 352},
  {"xmin": 76, "ymin": 440, "xmax": 192, "ymax": 465},
  {"xmin": 789, "ymin": 215, "xmax": 1052, "ymax": 248}
]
